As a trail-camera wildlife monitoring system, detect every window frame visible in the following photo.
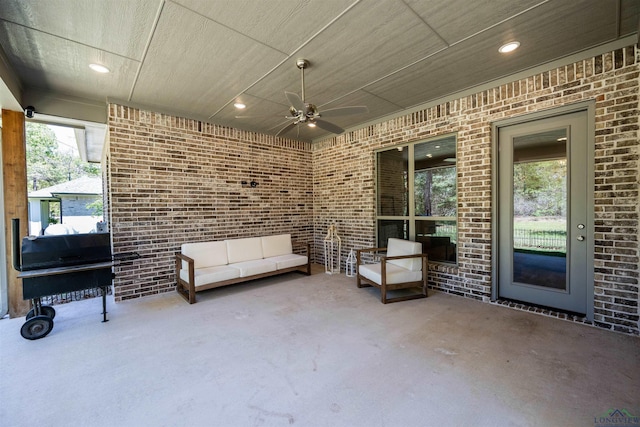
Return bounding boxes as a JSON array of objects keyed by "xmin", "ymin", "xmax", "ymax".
[{"xmin": 375, "ymin": 134, "xmax": 458, "ymax": 265}]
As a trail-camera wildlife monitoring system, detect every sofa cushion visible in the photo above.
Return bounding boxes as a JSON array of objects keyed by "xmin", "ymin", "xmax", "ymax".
[
  {"xmin": 261, "ymin": 234, "xmax": 293, "ymax": 258},
  {"xmin": 359, "ymin": 263, "xmax": 422, "ymax": 285},
  {"xmin": 181, "ymin": 241, "xmax": 228, "ymax": 269},
  {"xmin": 228, "ymin": 259, "xmax": 277, "ymax": 277},
  {"xmin": 179, "ymin": 265, "xmax": 240, "ymax": 288},
  {"xmin": 226, "ymin": 237, "xmax": 263, "ymax": 264},
  {"xmin": 265, "ymin": 254, "xmax": 307, "ymax": 270},
  {"xmin": 386, "ymin": 238, "xmax": 423, "ymax": 271}
]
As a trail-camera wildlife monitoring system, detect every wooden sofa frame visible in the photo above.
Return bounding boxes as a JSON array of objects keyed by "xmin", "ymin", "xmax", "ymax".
[
  {"xmin": 176, "ymin": 242, "xmax": 311, "ymax": 304},
  {"xmin": 356, "ymin": 246, "xmax": 428, "ymax": 304}
]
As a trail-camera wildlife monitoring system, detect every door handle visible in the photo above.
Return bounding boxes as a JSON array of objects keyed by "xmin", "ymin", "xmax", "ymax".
[{"xmin": 577, "ymin": 235, "xmax": 585, "ymax": 241}]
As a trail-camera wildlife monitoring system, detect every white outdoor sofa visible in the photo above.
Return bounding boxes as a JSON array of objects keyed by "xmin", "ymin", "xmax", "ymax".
[
  {"xmin": 356, "ymin": 238, "xmax": 428, "ymax": 303},
  {"xmin": 176, "ymin": 234, "xmax": 310, "ymax": 303}
]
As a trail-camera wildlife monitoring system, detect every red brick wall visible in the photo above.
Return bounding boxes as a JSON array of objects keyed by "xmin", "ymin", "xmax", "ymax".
[
  {"xmin": 107, "ymin": 107, "xmax": 313, "ymax": 300},
  {"xmin": 312, "ymin": 44, "xmax": 639, "ymax": 335}
]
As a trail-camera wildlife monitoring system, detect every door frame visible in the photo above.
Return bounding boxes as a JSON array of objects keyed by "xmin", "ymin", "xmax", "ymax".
[{"xmin": 491, "ymin": 101, "xmax": 595, "ymax": 321}]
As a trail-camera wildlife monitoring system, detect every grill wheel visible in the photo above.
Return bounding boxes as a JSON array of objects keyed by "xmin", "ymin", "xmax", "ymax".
[
  {"xmin": 20, "ymin": 315, "xmax": 54, "ymax": 340},
  {"xmin": 26, "ymin": 305, "xmax": 56, "ymax": 320}
]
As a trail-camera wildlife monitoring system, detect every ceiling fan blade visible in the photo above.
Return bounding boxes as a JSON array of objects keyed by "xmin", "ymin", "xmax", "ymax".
[
  {"xmin": 320, "ymin": 105, "xmax": 369, "ymax": 118},
  {"xmin": 275, "ymin": 122, "xmax": 297, "ymax": 137},
  {"xmin": 314, "ymin": 119, "xmax": 344, "ymax": 134},
  {"xmin": 285, "ymin": 91, "xmax": 305, "ymax": 112}
]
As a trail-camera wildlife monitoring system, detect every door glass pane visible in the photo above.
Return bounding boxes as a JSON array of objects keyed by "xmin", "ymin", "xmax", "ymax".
[
  {"xmin": 377, "ymin": 148, "xmax": 408, "ymax": 216},
  {"xmin": 512, "ymin": 129, "xmax": 567, "ymax": 289}
]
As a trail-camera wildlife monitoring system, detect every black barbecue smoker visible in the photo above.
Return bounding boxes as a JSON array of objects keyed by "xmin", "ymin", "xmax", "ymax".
[{"xmin": 11, "ymin": 218, "xmax": 136, "ymax": 340}]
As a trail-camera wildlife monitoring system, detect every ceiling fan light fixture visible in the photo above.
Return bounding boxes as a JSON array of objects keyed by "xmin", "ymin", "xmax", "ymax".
[
  {"xmin": 499, "ymin": 41, "xmax": 520, "ymax": 54},
  {"xmin": 308, "ymin": 122, "xmax": 316, "ymax": 128},
  {"xmin": 89, "ymin": 63, "xmax": 110, "ymax": 73}
]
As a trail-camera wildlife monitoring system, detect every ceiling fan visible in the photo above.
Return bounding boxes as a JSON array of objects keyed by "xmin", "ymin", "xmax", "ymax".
[{"xmin": 237, "ymin": 59, "xmax": 368, "ymax": 137}]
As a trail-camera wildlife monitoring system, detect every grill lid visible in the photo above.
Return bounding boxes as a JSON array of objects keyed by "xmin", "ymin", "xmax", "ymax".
[{"xmin": 20, "ymin": 233, "xmax": 112, "ymax": 271}]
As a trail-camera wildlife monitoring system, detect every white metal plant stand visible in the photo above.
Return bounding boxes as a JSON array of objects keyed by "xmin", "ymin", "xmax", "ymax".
[{"xmin": 324, "ymin": 224, "xmax": 342, "ymax": 274}]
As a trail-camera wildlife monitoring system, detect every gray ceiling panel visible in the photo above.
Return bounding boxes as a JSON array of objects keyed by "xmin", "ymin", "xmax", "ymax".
[
  {"xmin": 130, "ymin": 1, "xmax": 287, "ymax": 115},
  {"xmin": 0, "ymin": 21, "xmax": 137, "ymax": 100},
  {"xmin": 404, "ymin": 0, "xmax": 545, "ymax": 45},
  {"xmin": 244, "ymin": 0, "xmax": 447, "ymax": 106},
  {"xmin": 366, "ymin": 0, "xmax": 624, "ymax": 108},
  {"xmin": 0, "ymin": 0, "xmax": 637, "ymax": 143},
  {"xmin": 172, "ymin": 0, "xmax": 356, "ymax": 54},
  {"xmin": 0, "ymin": 0, "xmax": 160, "ymax": 59},
  {"xmin": 621, "ymin": 0, "xmax": 640, "ymax": 36}
]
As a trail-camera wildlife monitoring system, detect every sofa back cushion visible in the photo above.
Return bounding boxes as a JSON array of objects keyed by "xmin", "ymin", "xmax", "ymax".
[
  {"xmin": 226, "ymin": 237, "xmax": 263, "ymax": 264},
  {"xmin": 262, "ymin": 234, "xmax": 293, "ymax": 258},
  {"xmin": 386, "ymin": 238, "xmax": 422, "ymax": 271},
  {"xmin": 181, "ymin": 241, "xmax": 228, "ymax": 269}
]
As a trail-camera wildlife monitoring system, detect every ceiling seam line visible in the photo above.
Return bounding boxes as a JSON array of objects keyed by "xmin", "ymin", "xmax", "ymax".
[
  {"xmin": 318, "ymin": 0, "xmax": 553, "ymax": 108},
  {"xmin": 0, "ymin": 19, "xmax": 140, "ymax": 62},
  {"xmin": 128, "ymin": 0, "xmax": 165, "ymax": 102},
  {"xmin": 400, "ymin": 0, "xmax": 450, "ymax": 47},
  {"xmin": 208, "ymin": 0, "xmax": 363, "ymax": 119},
  {"xmin": 166, "ymin": 0, "xmax": 289, "ymax": 57},
  {"xmin": 446, "ymin": 0, "xmax": 552, "ymax": 47}
]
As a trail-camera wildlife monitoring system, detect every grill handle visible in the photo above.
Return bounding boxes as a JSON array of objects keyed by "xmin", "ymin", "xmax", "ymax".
[{"xmin": 11, "ymin": 218, "xmax": 22, "ymax": 272}]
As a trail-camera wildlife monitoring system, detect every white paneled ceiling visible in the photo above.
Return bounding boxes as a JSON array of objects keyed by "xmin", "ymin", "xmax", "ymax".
[{"xmin": 0, "ymin": 0, "xmax": 637, "ymax": 144}]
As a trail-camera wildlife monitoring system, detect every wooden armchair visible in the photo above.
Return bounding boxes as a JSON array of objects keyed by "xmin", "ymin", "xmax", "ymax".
[{"xmin": 356, "ymin": 238, "xmax": 428, "ymax": 303}]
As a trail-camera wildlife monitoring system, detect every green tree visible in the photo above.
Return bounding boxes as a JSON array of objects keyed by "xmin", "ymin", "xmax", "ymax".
[
  {"xmin": 513, "ymin": 159, "xmax": 566, "ymax": 217},
  {"xmin": 415, "ymin": 166, "xmax": 456, "ymax": 217},
  {"xmin": 26, "ymin": 123, "xmax": 101, "ymax": 191}
]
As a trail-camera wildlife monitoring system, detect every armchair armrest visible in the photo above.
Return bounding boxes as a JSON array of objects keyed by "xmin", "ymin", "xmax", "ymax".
[
  {"xmin": 356, "ymin": 246, "xmax": 386, "ymax": 266},
  {"xmin": 382, "ymin": 253, "xmax": 428, "ymax": 262}
]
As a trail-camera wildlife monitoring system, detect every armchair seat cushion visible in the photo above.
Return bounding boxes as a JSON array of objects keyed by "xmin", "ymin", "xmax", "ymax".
[
  {"xmin": 180, "ymin": 265, "xmax": 241, "ymax": 289},
  {"xmin": 358, "ymin": 262, "xmax": 422, "ymax": 285}
]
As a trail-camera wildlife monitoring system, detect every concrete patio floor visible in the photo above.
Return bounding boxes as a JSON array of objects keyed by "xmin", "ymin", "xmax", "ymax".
[{"xmin": 1, "ymin": 265, "xmax": 638, "ymax": 427}]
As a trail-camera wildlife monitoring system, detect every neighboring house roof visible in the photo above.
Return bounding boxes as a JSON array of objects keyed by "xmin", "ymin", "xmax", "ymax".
[{"xmin": 28, "ymin": 176, "xmax": 102, "ymax": 199}]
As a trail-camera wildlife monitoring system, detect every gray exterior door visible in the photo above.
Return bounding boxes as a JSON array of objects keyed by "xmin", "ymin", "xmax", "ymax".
[{"xmin": 497, "ymin": 110, "xmax": 590, "ymax": 314}]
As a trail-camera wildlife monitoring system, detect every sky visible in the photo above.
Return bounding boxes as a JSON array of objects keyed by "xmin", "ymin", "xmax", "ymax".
[{"xmin": 49, "ymin": 124, "xmax": 79, "ymax": 156}]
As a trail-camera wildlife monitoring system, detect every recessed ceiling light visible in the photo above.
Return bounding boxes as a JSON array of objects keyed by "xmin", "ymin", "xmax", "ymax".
[
  {"xmin": 234, "ymin": 102, "xmax": 246, "ymax": 109},
  {"xmin": 499, "ymin": 41, "xmax": 520, "ymax": 54},
  {"xmin": 89, "ymin": 63, "xmax": 110, "ymax": 73}
]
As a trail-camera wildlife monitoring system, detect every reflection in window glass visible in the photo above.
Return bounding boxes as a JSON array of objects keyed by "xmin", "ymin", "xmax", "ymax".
[
  {"xmin": 512, "ymin": 129, "xmax": 567, "ymax": 289},
  {"xmin": 377, "ymin": 148, "xmax": 408, "ymax": 216},
  {"xmin": 415, "ymin": 167, "xmax": 456, "ymax": 217},
  {"xmin": 415, "ymin": 220, "xmax": 457, "ymax": 263},
  {"xmin": 375, "ymin": 136, "xmax": 457, "ymax": 264},
  {"xmin": 377, "ymin": 220, "xmax": 409, "ymax": 248}
]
